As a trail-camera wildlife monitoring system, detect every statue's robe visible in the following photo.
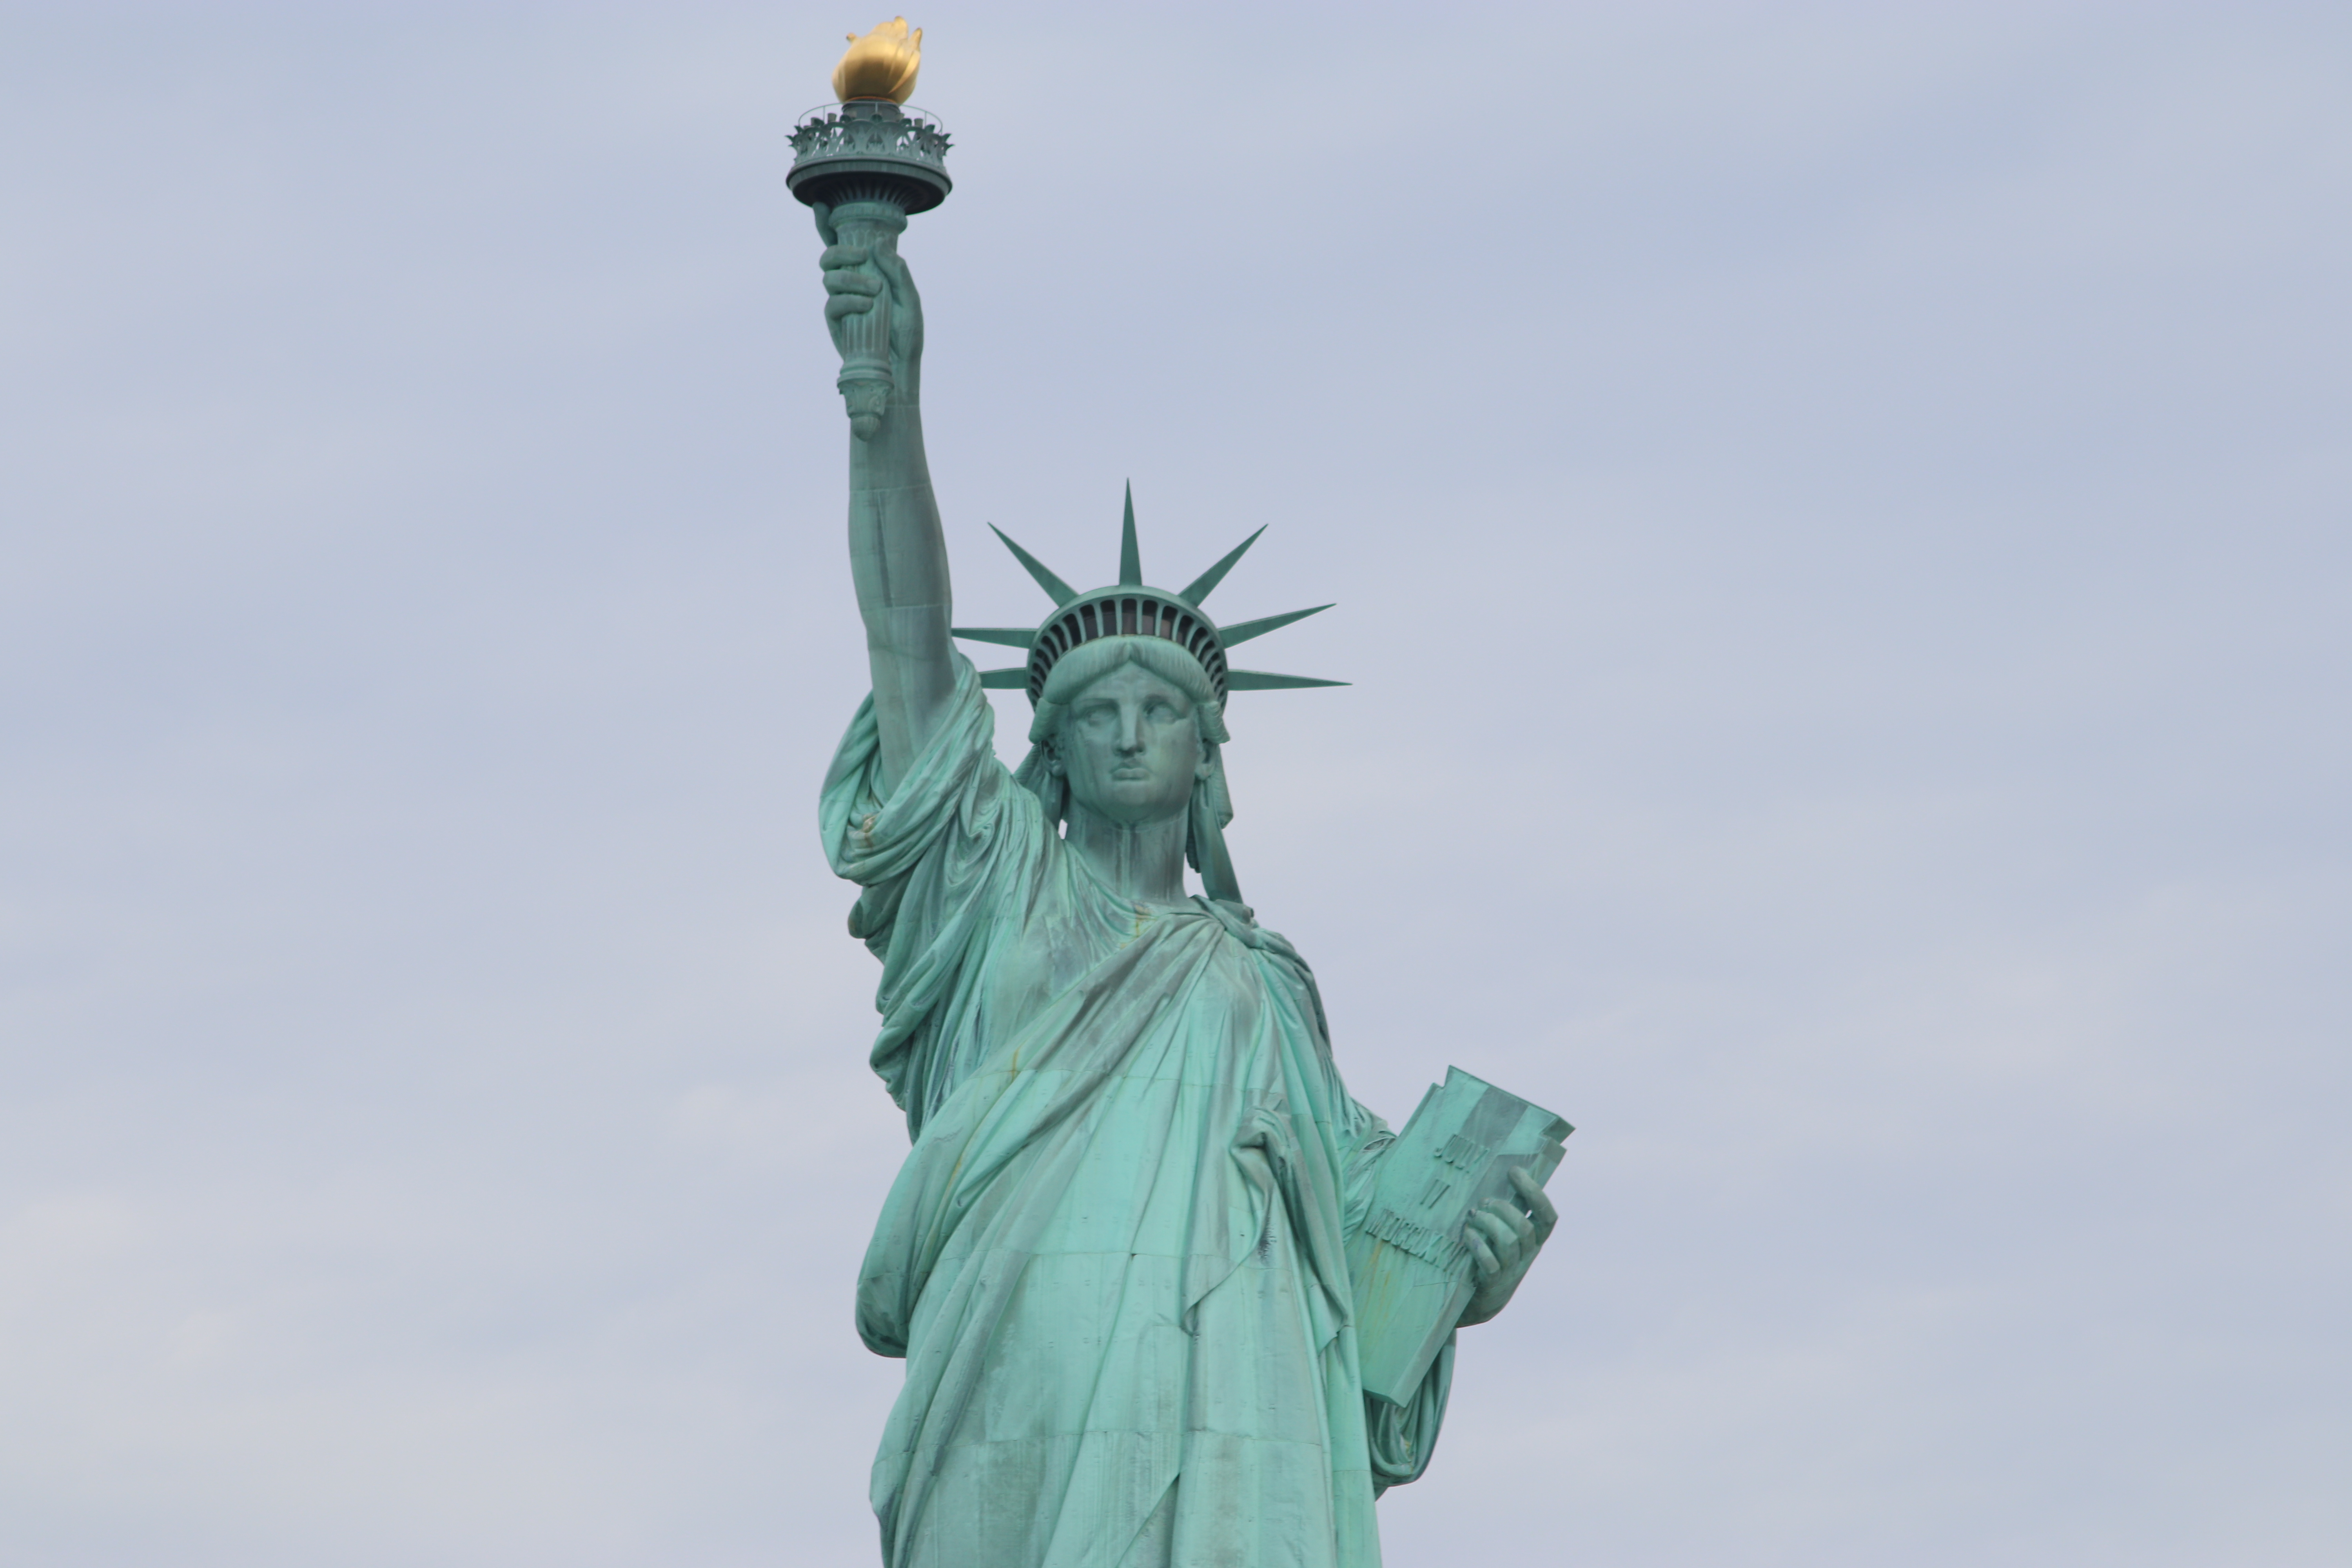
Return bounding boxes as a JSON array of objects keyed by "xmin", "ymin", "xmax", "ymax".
[{"xmin": 824, "ymin": 657, "xmax": 1452, "ymax": 1568}]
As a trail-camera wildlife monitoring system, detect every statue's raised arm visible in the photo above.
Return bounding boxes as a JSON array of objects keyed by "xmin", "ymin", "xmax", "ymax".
[{"xmin": 816, "ymin": 199, "xmax": 954, "ymax": 794}]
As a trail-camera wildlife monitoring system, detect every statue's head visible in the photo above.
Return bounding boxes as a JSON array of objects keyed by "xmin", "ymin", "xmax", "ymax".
[
  {"xmin": 959, "ymin": 486, "xmax": 1341, "ymax": 902},
  {"xmin": 1030, "ymin": 636, "xmax": 1227, "ymax": 829}
]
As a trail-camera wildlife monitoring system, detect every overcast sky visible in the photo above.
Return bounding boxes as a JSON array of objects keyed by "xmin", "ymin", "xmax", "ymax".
[{"xmin": 2, "ymin": 4, "xmax": 2346, "ymax": 1565}]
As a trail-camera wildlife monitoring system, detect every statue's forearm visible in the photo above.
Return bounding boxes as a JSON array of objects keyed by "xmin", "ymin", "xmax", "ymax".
[{"xmin": 849, "ymin": 393, "xmax": 955, "ymax": 791}]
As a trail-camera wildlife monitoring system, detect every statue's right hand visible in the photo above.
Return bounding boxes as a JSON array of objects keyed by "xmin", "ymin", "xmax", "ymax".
[
  {"xmin": 820, "ymin": 242, "xmax": 884, "ymax": 348},
  {"xmin": 815, "ymin": 201, "xmax": 923, "ymax": 391}
]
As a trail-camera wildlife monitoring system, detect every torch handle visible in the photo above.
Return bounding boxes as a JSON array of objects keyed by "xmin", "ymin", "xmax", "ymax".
[{"xmin": 828, "ymin": 199, "xmax": 908, "ymax": 440}]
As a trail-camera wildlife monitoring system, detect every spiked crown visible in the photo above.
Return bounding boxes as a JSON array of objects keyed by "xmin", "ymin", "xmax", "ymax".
[{"xmin": 953, "ymin": 485, "xmax": 1344, "ymax": 706}]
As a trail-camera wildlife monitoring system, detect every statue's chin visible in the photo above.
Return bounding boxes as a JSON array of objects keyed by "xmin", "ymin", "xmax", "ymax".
[{"xmin": 1068, "ymin": 790, "xmax": 1188, "ymax": 830}]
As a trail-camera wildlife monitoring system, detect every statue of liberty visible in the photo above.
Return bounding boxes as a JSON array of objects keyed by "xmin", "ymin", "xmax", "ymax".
[{"xmin": 802, "ymin": 29, "xmax": 1560, "ymax": 1566}]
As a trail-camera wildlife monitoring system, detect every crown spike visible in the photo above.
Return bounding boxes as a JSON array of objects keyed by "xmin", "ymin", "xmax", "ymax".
[
  {"xmin": 1218, "ymin": 604, "xmax": 1335, "ymax": 647},
  {"xmin": 978, "ymin": 667, "xmax": 1031, "ymax": 690},
  {"xmin": 951, "ymin": 626, "xmax": 1036, "ymax": 648},
  {"xmin": 1178, "ymin": 526, "xmax": 1266, "ymax": 606},
  {"xmin": 1118, "ymin": 483, "xmax": 1142, "ymax": 587},
  {"xmin": 989, "ymin": 524, "xmax": 1077, "ymax": 607},
  {"xmin": 1225, "ymin": 670, "xmax": 1350, "ymax": 691}
]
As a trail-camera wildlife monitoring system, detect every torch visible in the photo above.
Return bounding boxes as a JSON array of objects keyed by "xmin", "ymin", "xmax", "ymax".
[{"xmin": 788, "ymin": 19, "xmax": 952, "ymax": 440}]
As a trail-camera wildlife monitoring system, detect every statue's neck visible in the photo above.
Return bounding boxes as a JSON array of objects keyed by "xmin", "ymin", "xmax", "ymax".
[{"xmin": 1063, "ymin": 802, "xmax": 1189, "ymax": 905}]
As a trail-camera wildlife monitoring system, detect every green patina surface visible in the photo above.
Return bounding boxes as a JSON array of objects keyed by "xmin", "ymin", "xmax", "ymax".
[{"xmin": 798, "ymin": 113, "xmax": 1563, "ymax": 1568}]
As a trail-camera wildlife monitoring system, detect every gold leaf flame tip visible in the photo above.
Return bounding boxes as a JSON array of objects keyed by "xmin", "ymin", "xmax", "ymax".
[{"xmin": 833, "ymin": 17, "xmax": 923, "ymax": 104}]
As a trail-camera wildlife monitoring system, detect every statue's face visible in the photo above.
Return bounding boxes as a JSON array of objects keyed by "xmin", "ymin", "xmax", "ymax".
[{"xmin": 1050, "ymin": 663, "xmax": 1209, "ymax": 827}]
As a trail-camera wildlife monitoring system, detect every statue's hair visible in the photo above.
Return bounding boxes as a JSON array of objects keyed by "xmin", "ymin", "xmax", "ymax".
[
  {"xmin": 1025, "ymin": 635, "xmax": 1230, "ymax": 746},
  {"xmin": 1007, "ymin": 635, "xmax": 1243, "ymax": 903}
]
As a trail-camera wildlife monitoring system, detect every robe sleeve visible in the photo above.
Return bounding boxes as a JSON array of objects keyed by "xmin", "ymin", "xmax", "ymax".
[
  {"xmin": 1189, "ymin": 901, "xmax": 1462, "ymax": 1489},
  {"xmin": 1338, "ymin": 1109, "xmax": 1458, "ymax": 1495},
  {"xmin": 820, "ymin": 654, "xmax": 1047, "ymax": 1132}
]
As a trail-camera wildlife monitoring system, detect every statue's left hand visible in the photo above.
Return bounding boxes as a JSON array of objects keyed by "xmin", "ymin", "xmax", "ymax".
[{"xmin": 1457, "ymin": 1167, "xmax": 1557, "ymax": 1328}]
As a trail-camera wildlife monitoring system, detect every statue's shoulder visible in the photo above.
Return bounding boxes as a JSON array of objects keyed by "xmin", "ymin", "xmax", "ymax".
[{"xmin": 1192, "ymin": 896, "xmax": 1310, "ymax": 962}]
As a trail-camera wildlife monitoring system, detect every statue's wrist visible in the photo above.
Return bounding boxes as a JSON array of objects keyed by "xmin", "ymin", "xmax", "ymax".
[{"xmin": 848, "ymin": 399, "xmax": 926, "ymax": 470}]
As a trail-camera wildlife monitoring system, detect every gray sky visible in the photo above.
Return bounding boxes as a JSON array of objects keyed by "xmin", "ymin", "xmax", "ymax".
[{"xmin": 2, "ymin": 4, "xmax": 2346, "ymax": 1564}]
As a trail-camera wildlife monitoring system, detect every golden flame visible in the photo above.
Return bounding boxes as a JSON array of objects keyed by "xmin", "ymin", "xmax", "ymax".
[{"xmin": 833, "ymin": 18, "xmax": 922, "ymax": 104}]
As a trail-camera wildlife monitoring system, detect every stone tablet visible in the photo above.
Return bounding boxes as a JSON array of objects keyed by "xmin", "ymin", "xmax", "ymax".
[{"xmin": 1347, "ymin": 1068, "xmax": 1574, "ymax": 1405}]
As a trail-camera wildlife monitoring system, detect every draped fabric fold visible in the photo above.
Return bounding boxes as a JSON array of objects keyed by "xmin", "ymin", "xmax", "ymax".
[{"xmin": 825, "ymin": 656, "xmax": 1451, "ymax": 1568}]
